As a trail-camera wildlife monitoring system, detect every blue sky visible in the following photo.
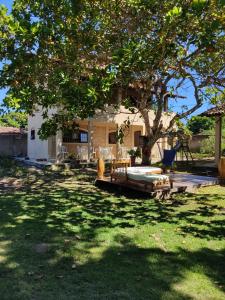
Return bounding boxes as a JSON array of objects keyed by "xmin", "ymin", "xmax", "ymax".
[
  {"xmin": 0, "ymin": 0, "xmax": 12, "ymax": 11},
  {"xmin": 0, "ymin": 0, "xmax": 211, "ymax": 118}
]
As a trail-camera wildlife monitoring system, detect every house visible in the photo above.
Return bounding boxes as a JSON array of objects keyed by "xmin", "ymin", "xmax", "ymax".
[
  {"xmin": 27, "ymin": 105, "xmax": 174, "ymax": 162},
  {"xmin": 0, "ymin": 127, "xmax": 27, "ymax": 157}
]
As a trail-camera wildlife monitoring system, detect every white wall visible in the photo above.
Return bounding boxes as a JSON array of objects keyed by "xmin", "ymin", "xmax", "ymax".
[{"xmin": 28, "ymin": 107, "xmax": 57, "ymax": 160}]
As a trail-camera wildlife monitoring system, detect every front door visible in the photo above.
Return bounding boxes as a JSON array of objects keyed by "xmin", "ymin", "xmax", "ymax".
[{"xmin": 134, "ymin": 130, "xmax": 141, "ymax": 147}]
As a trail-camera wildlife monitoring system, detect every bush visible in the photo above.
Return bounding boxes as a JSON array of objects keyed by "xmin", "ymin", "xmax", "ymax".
[
  {"xmin": 200, "ymin": 136, "xmax": 215, "ymax": 156},
  {"xmin": 187, "ymin": 116, "xmax": 214, "ymax": 134},
  {"xmin": 0, "ymin": 156, "xmax": 15, "ymax": 168}
]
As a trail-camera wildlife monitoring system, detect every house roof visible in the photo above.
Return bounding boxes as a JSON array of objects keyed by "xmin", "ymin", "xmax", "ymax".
[
  {"xmin": 201, "ymin": 104, "xmax": 225, "ymax": 117},
  {"xmin": 0, "ymin": 127, "xmax": 25, "ymax": 135}
]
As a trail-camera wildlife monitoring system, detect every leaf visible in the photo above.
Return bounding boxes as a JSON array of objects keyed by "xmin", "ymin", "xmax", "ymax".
[
  {"xmin": 191, "ymin": 0, "xmax": 207, "ymax": 10},
  {"xmin": 166, "ymin": 6, "xmax": 182, "ymax": 18}
]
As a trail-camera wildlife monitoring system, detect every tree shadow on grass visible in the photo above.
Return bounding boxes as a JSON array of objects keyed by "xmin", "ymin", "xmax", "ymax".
[
  {"xmin": 0, "ymin": 162, "xmax": 225, "ymax": 298},
  {"xmin": 1, "ymin": 232, "xmax": 225, "ymax": 299},
  {"xmin": 0, "ymin": 170, "xmax": 224, "ymax": 240}
]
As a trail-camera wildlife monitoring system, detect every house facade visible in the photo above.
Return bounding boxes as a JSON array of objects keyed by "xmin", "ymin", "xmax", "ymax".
[{"xmin": 27, "ymin": 106, "xmax": 173, "ymax": 162}]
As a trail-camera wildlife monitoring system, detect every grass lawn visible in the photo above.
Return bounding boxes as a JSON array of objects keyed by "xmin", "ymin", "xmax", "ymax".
[{"xmin": 0, "ymin": 158, "xmax": 225, "ymax": 300}]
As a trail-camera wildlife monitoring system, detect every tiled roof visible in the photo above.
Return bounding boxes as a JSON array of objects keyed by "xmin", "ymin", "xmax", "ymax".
[
  {"xmin": 0, "ymin": 127, "xmax": 23, "ymax": 135},
  {"xmin": 201, "ymin": 104, "xmax": 225, "ymax": 117}
]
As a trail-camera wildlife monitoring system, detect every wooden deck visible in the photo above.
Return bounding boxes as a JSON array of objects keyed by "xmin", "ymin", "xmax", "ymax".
[{"xmin": 95, "ymin": 173, "xmax": 220, "ymax": 199}]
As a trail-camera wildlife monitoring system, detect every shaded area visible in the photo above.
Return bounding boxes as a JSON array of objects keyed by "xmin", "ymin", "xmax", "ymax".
[
  {"xmin": 1, "ymin": 232, "xmax": 225, "ymax": 299},
  {"xmin": 0, "ymin": 159, "xmax": 225, "ymax": 299}
]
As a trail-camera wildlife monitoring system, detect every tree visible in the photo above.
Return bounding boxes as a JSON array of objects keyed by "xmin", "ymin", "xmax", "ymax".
[
  {"xmin": 187, "ymin": 115, "xmax": 214, "ymax": 134},
  {"xmin": 0, "ymin": 111, "xmax": 27, "ymax": 128},
  {"xmin": 0, "ymin": 0, "xmax": 224, "ymax": 164}
]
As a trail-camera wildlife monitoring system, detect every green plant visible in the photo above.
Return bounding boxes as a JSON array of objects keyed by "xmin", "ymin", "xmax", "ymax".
[
  {"xmin": 200, "ymin": 135, "xmax": 215, "ymax": 155},
  {"xmin": 67, "ymin": 152, "xmax": 78, "ymax": 160},
  {"xmin": 0, "ymin": 111, "xmax": 27, "ymax": 128},
  {"xmin": 176, "ymin": 120, "xmax": 192, "ymax": 137},
  {"xmin": 187, "ymin": 116, "xmax": 214, "ymax": 134},
  {"xmin": 127, "ymin": 147, "xmax": 141, "ymax": 158}
]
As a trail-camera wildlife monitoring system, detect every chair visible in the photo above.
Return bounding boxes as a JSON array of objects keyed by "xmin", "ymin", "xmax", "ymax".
[
  {"xmin": 162, "ymin": 149, "xmax": 176, "ymax": 172},
  {"xmin": 60, "ymin": 145, "xmax": 68, "ymax": 160},
  {"xmin": 118, "ymin": 146, "xmax": 130, "ymax": 159},
  {"xmin": 99, "ymin": 146, "xmax": 113, "ymax": 160},
  {"xmin": 77, "ymin": 145, "xmax": 88, "ymax": 161}
]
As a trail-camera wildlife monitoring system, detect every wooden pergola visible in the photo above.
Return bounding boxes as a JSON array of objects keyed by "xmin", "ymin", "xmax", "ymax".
[{"xmin": 201, "ymin": 104, "xmax": 225, "ymax": 164}]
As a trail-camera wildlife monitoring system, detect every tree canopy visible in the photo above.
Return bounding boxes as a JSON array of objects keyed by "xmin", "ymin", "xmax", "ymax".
[
  {"xmin": 187, "ymin": 115, "xmax": 214, "ymax": 134},
  {"xmin": 0, "ymin": 111, "xmax": 27, "ymax": 128},
  {"xmin": 0, "ymin": 0, "xmax": 224, "ymax": 162}
]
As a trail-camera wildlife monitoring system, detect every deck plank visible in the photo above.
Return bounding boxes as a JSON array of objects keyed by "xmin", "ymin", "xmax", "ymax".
[{"xmin": 95, "ymin": 173, "xmax": 219, "ymax": 198}]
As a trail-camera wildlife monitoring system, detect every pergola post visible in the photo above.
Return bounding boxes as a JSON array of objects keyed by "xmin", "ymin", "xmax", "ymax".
[
  {"xmin": 215, "ymin": 116, "xmax": 222, "ymax": 164},
  {"xmin": 87, "ymin": 118, "xmax": 93, "ymax": 162},
  {"xmin": 116, "ymin": 123, "xmax": 120, "ymax": 159},
  {"xmin": 55, "ymin": 130, "xmax": 63, "ymax": 163}
]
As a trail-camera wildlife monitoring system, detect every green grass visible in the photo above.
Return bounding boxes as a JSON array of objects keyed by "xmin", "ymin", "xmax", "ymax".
[{"xmin": 0, "ymin": 159, "xmax": 225, "ymax": 300}]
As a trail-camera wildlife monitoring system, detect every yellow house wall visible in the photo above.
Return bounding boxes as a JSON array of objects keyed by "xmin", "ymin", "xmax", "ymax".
[
  {"xmin": 28, "ymin": 105, "xmax": 175, "ymax": 161},
  {"xmin": 62, "ymin": 122, "xmax": 147, "ymax": 159},
  {"xmin": 62, "ymin": 120, "xmax": 168, "ymax": 161}
]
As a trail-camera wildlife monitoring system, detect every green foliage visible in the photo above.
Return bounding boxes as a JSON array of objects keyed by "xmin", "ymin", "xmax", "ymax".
[
  {"xmin": 0, "ymin": 111, "xmax": 27, "ymax": 128},
  {"xmin": 127, "ymin": 147, "xmax": 142, "ymax": 158},
  {"xmin": 176, "ymin": 120, "xmax": 192, "ymax": 137},
  {"xmin": 200, "ymin": 135, "xmax": 215, "ymax": 155},
  {"xmin": 0, "ymin": 0, "xmax": 224, "ymax": 142},
  {"xmin": 187, "ymin": 116, "xmax": 214, "ymax": 134}
]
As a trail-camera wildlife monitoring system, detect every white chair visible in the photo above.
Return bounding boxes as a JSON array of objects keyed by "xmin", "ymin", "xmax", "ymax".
[
  {"xmin": 60, "ymin": 145, "xmax": 68, "ymax": 160},
  {"xmin": 99, "ymin": 146, "xmax": 113, "ymax": 160},
  {"xmin": 77, "ymin": 145, "xmax": 88, "ymax": 161},
  {"xmin": 118, "ymin": 146, "xmax": 130, "ymax": 159}
]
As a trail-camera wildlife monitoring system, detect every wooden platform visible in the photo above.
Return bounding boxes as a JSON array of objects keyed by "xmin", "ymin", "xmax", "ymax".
[{"xmin": 95, "ymin": 173, "xmax": 220, "ymax": 199}]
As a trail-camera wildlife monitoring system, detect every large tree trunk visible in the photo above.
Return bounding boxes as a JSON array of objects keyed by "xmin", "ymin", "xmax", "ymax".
[
  {"xmin": 139, "ymin": 98, "xmax": 162, "ymax": 166},
  {"xmin": 140, "ymin": 109, "xmax": 158, "ymax": 165},
  {"xmin": 141, "ymin": 136, "xmax": 154, "ymax": 165}
]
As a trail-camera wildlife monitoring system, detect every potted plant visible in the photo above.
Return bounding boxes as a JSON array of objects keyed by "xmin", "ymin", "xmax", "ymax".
[{"xmin": 127, "ymin": 148, "xmax": 141, "ymax": 166}]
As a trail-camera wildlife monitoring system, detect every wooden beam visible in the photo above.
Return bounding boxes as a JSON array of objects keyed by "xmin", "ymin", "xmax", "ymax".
[
  {"xmin": 116, "ymin": 124, "xmax": 120, "ymax": 159},
  {"xmin": 88, "ymin": 118, "xmax": 93, "ymax": 161}
]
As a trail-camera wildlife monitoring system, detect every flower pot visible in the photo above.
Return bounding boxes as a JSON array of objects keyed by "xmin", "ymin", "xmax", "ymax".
[{"xmin": 130, "ymin": 156, "xmax": 136, "ymax": 166}]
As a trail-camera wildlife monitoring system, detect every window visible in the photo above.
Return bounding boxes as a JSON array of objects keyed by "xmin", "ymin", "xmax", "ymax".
[
  {"xmin": 63, "ymin": 130, "xmax": 88, "ymax": 143},
  {"xmin": 80, "ymin": 132, "xmax": 88, "ymax": 143},
  {"xmin": 108, "ymin": 132, "xmax": 117, "ymax": 144},
  {"xmin": 31, "ymin": 129, "xmax": 35, "ymax": 140}
]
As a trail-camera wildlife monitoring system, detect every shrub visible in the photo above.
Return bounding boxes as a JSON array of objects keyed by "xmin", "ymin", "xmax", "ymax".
[
  {"xmin": 187, "ymin": 116, "xmax": 214, "ymax": 134},
  {"xmin": 200, "ymin": 136, "xmax": 215, "ymax": 155}
]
